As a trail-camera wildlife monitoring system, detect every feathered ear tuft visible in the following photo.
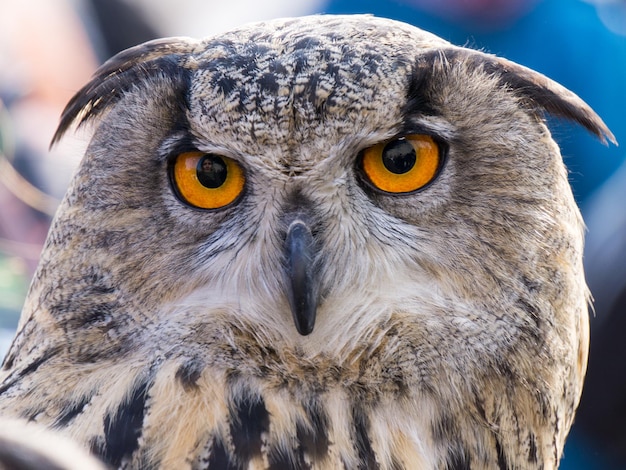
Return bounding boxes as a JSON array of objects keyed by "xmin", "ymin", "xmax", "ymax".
[
  {"xmin": 421, "ymin": 48, "xmax": 617, "ymax": 146},
  {"xmin": 51, "ymin": 37, "xmax": 200, "ymax": 147}
]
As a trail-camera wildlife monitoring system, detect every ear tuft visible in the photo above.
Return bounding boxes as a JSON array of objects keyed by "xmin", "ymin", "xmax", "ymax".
[
  {"xmin": 421, "ymin": 48, "xmax": 616, "ymax": 146},
  {"xmin": 50, "ymin": 37, "xmax": 200, "ymax": 147}
]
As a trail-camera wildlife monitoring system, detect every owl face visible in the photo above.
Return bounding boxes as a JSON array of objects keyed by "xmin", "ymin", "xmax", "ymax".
[
  {"xmin": 46, "ymin": 16, "xmax": 603, "ymax": 352},
  {"xmin": 2, "ymin": 15, "xmax": 614, "ymax": 469}
]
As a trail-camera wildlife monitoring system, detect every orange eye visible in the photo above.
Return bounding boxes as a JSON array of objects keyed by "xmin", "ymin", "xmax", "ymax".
[
  {"xmin": 172, "ymin": 151, "xmax": 245, "ymax": 209},
  {"xmin": 360, "ymin": 134, "xmax": 441, "ymax": 193}
]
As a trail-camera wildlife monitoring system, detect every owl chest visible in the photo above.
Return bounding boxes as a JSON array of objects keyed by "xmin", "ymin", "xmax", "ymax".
[
  {"xmin": 70, "ymin": 322, "xmax": 515, "ymax": 468},
  {"xmin": 116, "ymin": 341, "xmax": 447, "ymax": 470}
]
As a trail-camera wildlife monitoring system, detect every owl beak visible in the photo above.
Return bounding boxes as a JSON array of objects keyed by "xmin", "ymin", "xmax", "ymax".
[{"xmin": 284, "ymin": 219, "xmax": 318, "ymax": 336}]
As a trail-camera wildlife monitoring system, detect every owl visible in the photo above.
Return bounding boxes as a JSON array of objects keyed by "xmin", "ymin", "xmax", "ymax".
[{"xmin": 0, "ymin": 14, "xmax": 615, "ymax": 470}]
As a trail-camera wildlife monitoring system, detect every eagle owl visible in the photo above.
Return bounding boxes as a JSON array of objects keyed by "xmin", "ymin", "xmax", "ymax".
[{"xmin": 0, "ymin": 15, "xmax": 615, "ymax": 470}]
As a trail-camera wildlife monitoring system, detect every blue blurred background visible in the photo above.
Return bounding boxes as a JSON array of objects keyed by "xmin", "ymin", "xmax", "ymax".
[{"xmin": 1, "ymin": 1, "xmax": 624, "ymax": 467}]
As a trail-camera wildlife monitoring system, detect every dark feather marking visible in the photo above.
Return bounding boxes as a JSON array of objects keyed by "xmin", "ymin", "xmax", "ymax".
[
  {"xmin": 494, "ymin": 357, "xmax": 517, "ymax": 384},
  {"xmin": 268, "ymin": 446, "xmax": 301, "ymax": 470},
  {"xmin": 516, "ymin": 298, "xmax": 542, "ymax": 333},
  {"xmin": 494, "ymin": 437, "xmax": 510, "ymax": 470},
  {"xmin": 207, "ymin": 438, "xmax": 242, "ymax": 470},
  {"xmin": 19, "ymin": 406, "xmax": 44, "ymax": 422},
  {"xmin": 432, "ymin": 413, "xmax": 457, "ymax": 443},
  {"xmin": 1, "ymin": 317, "xmax": 36, "ymax": 371},
  {"xmin": 403, "ymin": 57, "xmax": 438, "ymax": 119},
  {"xmin": 53, "ymin": 395, "xmax": 91, "ymax": 428},
  {"xmin": 432, "ymin": 414, "xmax": 472, "ymax": 470},
  {"xmin": 88, "ymin": 437, "xmax": 100, "ymax": 457},
  {"xmin": 229, "ymin": 388, "xmax": 269, "ymax": 464},
  {"xmin": 352, "ymin": 405, "xmax": 379, "ymax": 469},
  {"xmin": 175, "ymin": 358, "xmax": 204, "ymax": 391},
  {"xmin": 528, "ymin": 432, "xmax": 538, "ymax": 463},
  {"xmin": 297, "ymin": 399, "xmax": 329, "ymax": 462},
  {"xmin": 413, "ymin": 48, "xmax": 616, "ymax": 145},
  {"xmin": 390, "ymin": 456, "xmax": 404, "ymax": 470},
  {"xmin": 97, "ymin": 379, "xmax": 150, "ymax": 468},
  {"xmin": 0, "ymin": 347, "xmax": 60, "ymax": 395},
  {"xmin": 16, "ymin": 350, "xmax": 56, "ymax": 376},
  {"xmin": 51, "ymin": 271, "xmax": 119, "ymax": 330},
  {"xmin": 446, "ymin": 446, "xmax": 472, "ymax": 470},
  {"xmin": 51, "ymin": 38, "xmax": 197, "ymax": 146}
]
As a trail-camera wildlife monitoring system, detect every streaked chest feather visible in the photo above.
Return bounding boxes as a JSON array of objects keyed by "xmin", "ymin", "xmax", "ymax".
[
  {"xmin": 2, "ymin": 316, "xmax": 554, "ymax": 470},
  {"xmin": 61, "ymin": 356, "xmax": 438, "ymax": 469}
]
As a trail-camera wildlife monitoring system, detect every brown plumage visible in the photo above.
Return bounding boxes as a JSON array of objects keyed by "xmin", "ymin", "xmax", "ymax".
[{"xmin": 0, "ymin": 15, "xmax": 615, "ymax": 469}]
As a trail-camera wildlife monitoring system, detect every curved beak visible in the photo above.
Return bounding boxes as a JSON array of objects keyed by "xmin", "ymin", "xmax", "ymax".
[{"xmin": 284, "ymin": 220, "xmax": 319, "ymax": 336}]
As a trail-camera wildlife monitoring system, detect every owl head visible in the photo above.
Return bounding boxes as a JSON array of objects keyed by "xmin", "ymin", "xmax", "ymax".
[
  {"xmin": 37, "ymin": 15, "xmax": 610, "ymax": 347},
  {"xmin": 2, "ymin": 15, "xmax": 614, "ymax": 468}
]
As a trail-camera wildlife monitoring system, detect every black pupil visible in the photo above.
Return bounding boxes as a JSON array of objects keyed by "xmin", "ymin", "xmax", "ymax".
[
  {"xmin": 382, "ymin": 139, "xmax": 416, "ymax": 174},
  {"xmin": 197, "ymin": 155, "xmax": 227, "ymax": 188}
]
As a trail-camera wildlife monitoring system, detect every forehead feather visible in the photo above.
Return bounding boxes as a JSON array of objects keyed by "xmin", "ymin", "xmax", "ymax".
[{"xmin": 185, "ymin": 16, "xmax": 448, "ymax": 148}]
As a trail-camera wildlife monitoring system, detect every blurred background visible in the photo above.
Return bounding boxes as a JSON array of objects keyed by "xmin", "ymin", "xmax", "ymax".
[{"xmin": 0, "ymin": 0, "xmax": 624, "ymax": 467}]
